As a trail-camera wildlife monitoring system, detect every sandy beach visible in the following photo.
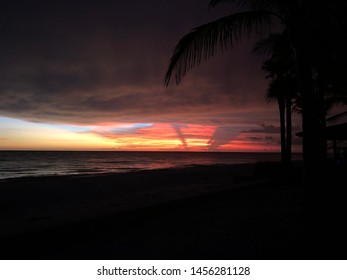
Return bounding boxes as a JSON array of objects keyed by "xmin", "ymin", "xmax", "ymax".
[{"xmin": 0, "ymin": 162, "xmax": 346, "ymax": 260}]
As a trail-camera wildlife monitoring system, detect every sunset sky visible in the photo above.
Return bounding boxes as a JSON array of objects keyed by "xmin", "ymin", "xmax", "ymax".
[{"xmin": 0, "ymin": 0, "xmax": 303, "ymax": 152}]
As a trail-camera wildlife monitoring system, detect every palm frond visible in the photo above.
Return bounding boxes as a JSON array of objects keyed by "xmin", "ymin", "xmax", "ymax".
[
  {"xmin": 265, "ymin": 78, "xmax": 281, "ymax": 102},
  {"xmin": 209, "ymin": 0, "xmax": 275, "ymax": 10},
  {"xmin": 264, "ymin": 67, "xmax": 298, "ymax": 103},
  {"xmin": 254, "ymin": 30, "xmax": 293, "ymax": 62},
  {"xmin": 164, "ymin": 11, "xmax": 272, "ymax": 86},
  {"xmin": 253, "ymin": 32, "xmax": 283, "ymax": 55},
  {"xmin": 261, "ymin": 58, "xmax": 276, "ymax": 76}
]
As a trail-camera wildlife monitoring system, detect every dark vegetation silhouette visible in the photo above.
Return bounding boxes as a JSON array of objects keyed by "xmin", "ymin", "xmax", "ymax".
[
  {"xmin": 164, "ymin": 0, "xmax": 347, "ymax": 187},
  {"xmin": 164, "ymin": 0, "xmax": 347, "ymax": 256},
  {"xmin": 254, "ymin": 30, "xmax": 297, "ymax": 166}
]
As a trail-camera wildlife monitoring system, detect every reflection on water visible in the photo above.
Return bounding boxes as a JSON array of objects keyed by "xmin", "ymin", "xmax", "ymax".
[{"xmin": 0, "ymin": 151, "xmax": 302, "ymax": 180}]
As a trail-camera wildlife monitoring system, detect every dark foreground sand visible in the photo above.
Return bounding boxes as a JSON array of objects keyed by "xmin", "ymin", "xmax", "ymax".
[{"xmin": 0, "ymin": 162, "xmax": 346, "ymax": 260}]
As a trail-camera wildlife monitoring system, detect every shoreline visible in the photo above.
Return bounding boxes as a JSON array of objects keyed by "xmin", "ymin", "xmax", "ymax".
[
  {"xmin": 0, "ymin": 163, "xmax": 262, "ymax": 235},
  {"xmin": 0, "ymin": 163, "xmax": 253, "ymax": 182},
  {"xmin": 3, "ymin": 161, "xmax": 345, "ymax": 260},
  {"xmin": 0, "ymin": 151, "xmax": 303, "ymax": 181}
]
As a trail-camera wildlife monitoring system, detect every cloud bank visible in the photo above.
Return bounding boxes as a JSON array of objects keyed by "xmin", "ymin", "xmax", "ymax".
[{"xmin": 0, "ymin": 0, "xmax": 271, "ymax": 127}]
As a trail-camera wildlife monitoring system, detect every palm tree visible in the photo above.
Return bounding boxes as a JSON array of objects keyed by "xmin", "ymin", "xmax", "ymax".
[
  {"xmin": 265, "ymin": 74, "xmax": 287, "ymax": 163},
  {"xmin": 255, "ymin": 31, "xmax": 297, "ymax": 165},
  {"xmin": 262, "ymin": 59, "xmax": 297, "ymax": 165},
  {"xmin": 164, "ymin": 0, "xmax": 345, "ymax": 184}
]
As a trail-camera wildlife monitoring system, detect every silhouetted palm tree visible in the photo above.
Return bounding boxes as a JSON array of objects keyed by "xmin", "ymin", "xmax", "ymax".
[
  {"xmin": 265, "ymin": 75, "xmax": 287, "ymax": 163},
  {"xmin": 255, "ymin": 31, "xmax": 297, "ymax": 165},
  {"xmin": 164, "ymin": 0, "xmax": 346, "ymax": 184},
  {"xmin": 262, "ymin": 59, "xmax": 297, "ymax": 165}
]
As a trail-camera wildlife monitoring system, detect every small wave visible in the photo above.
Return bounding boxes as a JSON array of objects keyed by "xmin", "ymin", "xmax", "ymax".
[{"xmin": 0, "ymin": 151, "xmax": 293, "ymax": 180}]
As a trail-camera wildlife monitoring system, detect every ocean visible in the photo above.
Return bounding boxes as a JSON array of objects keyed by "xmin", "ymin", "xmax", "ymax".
[{"xmin": 0, "ymin": 151, "xmax": 302, "ymax": 180}]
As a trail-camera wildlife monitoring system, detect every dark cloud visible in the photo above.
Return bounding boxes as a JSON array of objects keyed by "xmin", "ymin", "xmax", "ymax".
[
  {"xmin": 171, "ymin": 124, "xmax": 188, "ymax": 149},
  {"xmin": 247, "ymin": 136, "xmax": 263, "ymax": 141},
  {"xmin": 208, "ymin": 127, "xmax": 240, "ymax": 150},
  {"xmin": 0, "ymin": 0, "xmax": 273, "ymax": 127},
  {"xmin": 242, "ymin": 123, "xmax": 303, "ymax": 149},
  {"xmin": 243, "ymin": 124, "xmax": 280, "ymax": 134},
  {"xmin": 83, "ymin": 123, "xmax": 154, "ymax": 139}
]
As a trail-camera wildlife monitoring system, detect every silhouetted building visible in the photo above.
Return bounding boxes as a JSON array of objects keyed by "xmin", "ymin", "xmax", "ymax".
[{"xmin": 296, "ymin": 122, "xmax": 347, "ymax": 162}]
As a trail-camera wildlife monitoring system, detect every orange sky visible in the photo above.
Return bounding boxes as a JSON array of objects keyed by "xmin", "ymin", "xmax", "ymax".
[
  {"xmin": 0, "ymin": 117, "xmax": 290, "ymax": 152},
  {"xmin": 0, "ymin": 1, "xmax": 304, "ymax": 152}
]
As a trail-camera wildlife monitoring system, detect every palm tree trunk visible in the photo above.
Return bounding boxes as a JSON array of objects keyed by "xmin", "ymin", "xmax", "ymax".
[
  {"xmin": 318, "ymin": 92, "xmax": 328, "ymax": 162},
  {"xmin": 289, "ymin": 21, "xmax": 326, "ymax": 185},
  {"xmin": 297, "ymin": 49, "xmax": 325, "ymax": 183},
  {"xmin": 278, "ymin": 97, "xmax": 286, "ymax": 164},
  {"xmin": 285, "ymin": 95, "xmax": 292, "ymax": 165},
  {"xmin": 289, "ymin": 16, "xmax": 327, "ymax": 248}
]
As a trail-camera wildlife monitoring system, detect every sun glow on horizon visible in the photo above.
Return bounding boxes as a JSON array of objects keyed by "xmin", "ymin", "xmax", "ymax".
[{"xmin": 0, "ymin": 117, "xmax": 285, "ymax": 152}]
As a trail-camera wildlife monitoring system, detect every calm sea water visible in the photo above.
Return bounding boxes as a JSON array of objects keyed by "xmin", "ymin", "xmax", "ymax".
[{"xmin": 0, "ymin": 151, "xmax": 302, "ymax": 180}]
